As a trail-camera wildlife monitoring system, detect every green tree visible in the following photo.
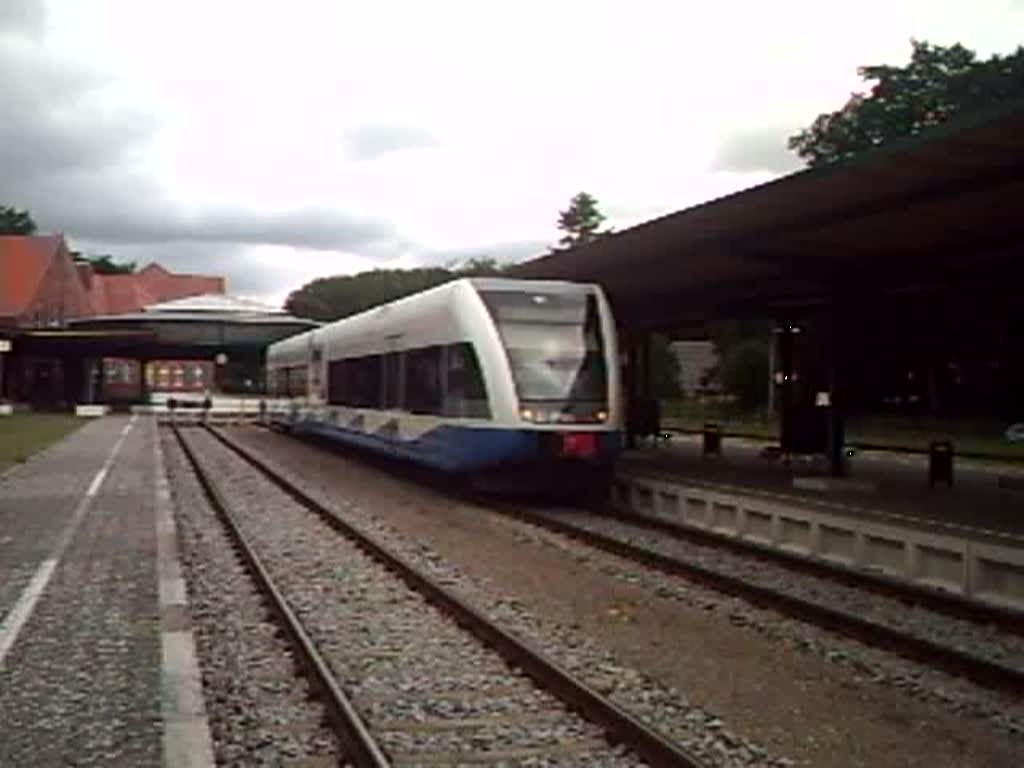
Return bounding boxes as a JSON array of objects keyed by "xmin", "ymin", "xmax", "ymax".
[
  {"xmin": 0, "ymin": 206, "xmax": 37, "ymax": 235},
  {"xmin": 718, "ymin": 337, "xmax": 769, "ymax": 410},
  {"xmin": 789, "ymin": 40, "xmax": 1024, "ymax": 167},
  {"xmin": 449, "ymin": 256, "xmax": 508, "ymax": 277},
  {"xmin": 284, "ymin": 258, "xmax": 513, "ymax": 321},
  {"xmin": 555, "ymin": 192, "xmax": 611, "ymax": 249},
  {"xmin": 74, "ymin": 254, "xmax": 136, "ymax": 274},
  {"xmin": 284, "ymin": 267, "xmax": 456, "ymax": 321},
  {"xmin": 705, "ymin": 318, "xmax": 771, "ymax": 410},
  {"xmin": 651, "ymin": 334, "xmax": 682, "ymax": 399}
]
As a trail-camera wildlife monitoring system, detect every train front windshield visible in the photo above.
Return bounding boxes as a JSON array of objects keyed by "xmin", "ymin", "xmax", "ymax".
[{"xmin": 479, "ymin": 289, "xmax": 608, "ymax": 420}]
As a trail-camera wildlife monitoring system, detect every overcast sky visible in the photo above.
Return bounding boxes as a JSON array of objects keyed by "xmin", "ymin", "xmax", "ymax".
[{"xmin": 2, "ymin": 0, "xmax": 1022, "ymax": 306}]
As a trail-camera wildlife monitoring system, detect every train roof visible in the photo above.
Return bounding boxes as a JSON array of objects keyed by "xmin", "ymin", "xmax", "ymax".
[{"xmin": 267, "ymin": 277, "xmax": 604, "ymax": 355}]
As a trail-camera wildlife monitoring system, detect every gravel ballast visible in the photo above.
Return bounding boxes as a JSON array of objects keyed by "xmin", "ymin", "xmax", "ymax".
[
  {"xmin": 227, "ymin": 427, "xmax": 1024, "ymax": 767},
  {"xmin": 528, "ymin": 507, "xmax": 1024, "ymax": 669},
  {"xmin": 162, "ymin": 431, "xmax": 343, "ymax": 767},
  {"xmin": 182, "ymin": 428, "xmax": 651, "ymax": 767}
]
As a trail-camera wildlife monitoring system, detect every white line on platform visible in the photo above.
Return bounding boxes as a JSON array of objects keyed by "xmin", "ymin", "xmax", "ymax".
[
  {"xmin": 154, "ymin": 425, "xmax": 215, "ymax": 768},
  {"xmin": 0, "ymin": 415, "xmax": 136, "ymax": 666}
]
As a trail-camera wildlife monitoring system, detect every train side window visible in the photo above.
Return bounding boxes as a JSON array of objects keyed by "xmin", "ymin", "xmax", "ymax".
[
  {"xmin": 295, "ymin": 365, "xmax": 309, "ymax": 397},
  {"xmin": 442, "ymin": 343, "xmax": 490, "ymax": 419},
  {"xmin": 405, "ymin": 346, "xmax": 443, "ymax": 415},
  {"xmin": 345, "ymin": 358, "xmax": 364, "ymax": 406},
  {"xmin": 384, "ymin": 352, "xmax": 402, "ymax": 410},
  {"xmin": 352, "ymin": 355, "xmax": 383, "ymax": 408},
  {"xmin": 351, "ymin": 358, "xmax": 367, "ymax": 407},
  {"xmin": 328, "ymin": 359, "xmax": 349, "ymax": 405},
  {"xmin": 287, "ymin": 365, "xmax": 306, "ymax": 397}
]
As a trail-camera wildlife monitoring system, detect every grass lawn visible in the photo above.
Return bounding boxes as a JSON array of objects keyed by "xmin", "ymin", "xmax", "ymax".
[{"xmin": 0, "ymin": 413, "xmax": 87, "ymax": 473}]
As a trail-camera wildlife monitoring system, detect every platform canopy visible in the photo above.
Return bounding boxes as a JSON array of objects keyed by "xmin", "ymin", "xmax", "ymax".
[
  {"xmin": 511, "ymin": 100, "xmax": 1024, "ymax": 332},
  {"xmin": 142, "ymin": 293, "xmax": 289, "ymax": 315},
  {"xmin": 51, "ymin": 293, "xmax": 318, "ymax": 357}
]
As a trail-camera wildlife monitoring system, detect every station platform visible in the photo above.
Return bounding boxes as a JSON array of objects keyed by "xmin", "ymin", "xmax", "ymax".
[
  {"xmin": 618, "ymin": 433, "xmax": 1024, "ymax": 539},
  {"xmin": 0, "ymin": 415, "xmax": 212, "ymax": 766}
]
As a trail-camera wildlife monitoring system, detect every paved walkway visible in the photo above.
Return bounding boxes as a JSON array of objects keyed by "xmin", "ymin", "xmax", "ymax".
[
  {"xmin": 620, "ymin": 433, "xmax": 1024, "ymax": 539},
  {"xmin": 0, "ymin": 416, "xmax": 212, "ymax": 767}
]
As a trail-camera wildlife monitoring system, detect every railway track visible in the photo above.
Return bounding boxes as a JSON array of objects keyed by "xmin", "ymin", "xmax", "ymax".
[
  {"xmin": 247, "ymin": 423, "xmax": 1024, "ymax": 697},
  {"xmin": 173, "ymin": 424, "xmax": 706, "ymax": 768},
  {"xmin": 478, "ymin": 501, "xmax": 1024, "ymax": 696},
  {"xmin": 601, "ymin": 494, "xmax": 1024, "ymax": 637}
]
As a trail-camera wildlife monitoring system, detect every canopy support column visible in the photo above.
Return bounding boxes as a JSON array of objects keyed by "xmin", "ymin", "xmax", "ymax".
[{"xmin": 828, "ymin": 297, "xmax": 851, "ymax": 478}]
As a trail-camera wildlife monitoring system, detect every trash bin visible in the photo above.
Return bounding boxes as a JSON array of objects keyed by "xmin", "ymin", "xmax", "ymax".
[
  {"xmin": 703, "ymin": 423, "xmax": 721, "ymax": 457},
  {"xmin": 929, "ymin": 441, "xmax": 953, "ymax": 487}
]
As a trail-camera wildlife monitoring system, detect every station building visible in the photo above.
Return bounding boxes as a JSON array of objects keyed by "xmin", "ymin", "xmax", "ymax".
[{"xmin": 0, "ymin": 234, "xmax": 315, "ymax": 408}]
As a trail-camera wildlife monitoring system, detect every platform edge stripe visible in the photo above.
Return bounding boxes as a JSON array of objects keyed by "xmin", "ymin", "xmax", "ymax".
[
  {"xmin": 0, "ymin": 416, "xmax": 135, "ymax": 666},
  {"xmin": 154, "ymin": 423, "xmax": 215, "ymax": 768}
]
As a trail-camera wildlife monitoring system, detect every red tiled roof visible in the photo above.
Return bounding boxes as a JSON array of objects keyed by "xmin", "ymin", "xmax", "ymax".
[
  {"xmin": 89, "ymin": 273, "xmax": 161, "ymax": 315},
  {"xmin": 136, "ymin": 263, "xmax": 225, "ymax": 303},
  {"xmin": 75, "ymin": 262, "xmax": 94, "ymax": 292},
  {"xmin": 0, "ymin": 234, "xmax": 63, "ymax": 316},
  {"xmin": 1, "ymin": 234, "xmax": 226, "ymax": 321}
]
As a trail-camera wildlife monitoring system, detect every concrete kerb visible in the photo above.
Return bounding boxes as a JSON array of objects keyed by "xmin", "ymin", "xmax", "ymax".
[
  {"xmin": 153, "ymin": 423, "xmax": 216, "ymax": 768},
  {"xmin": 613, "ymin": 473, "xmax": 1024, "ymax": 613}
]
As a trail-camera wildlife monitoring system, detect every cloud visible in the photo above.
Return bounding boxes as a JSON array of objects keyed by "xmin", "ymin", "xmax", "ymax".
[
  {"xmin": 0, "ymin": 12, "xmax": 414, "ymax": 284},
  {"xmin": 0, "ymin": 0, "xmax": 45, "ymax": 36},
  {"xmin": 712, "ymin": 125, "xmax": 807, "ymax": 174},
  {"xmin": 0, "ymin": 13, "xmax": 161, "ymax": 230},
  {"xmin": 0, "ymin": 9, "xmax": 152, "ymax": 184},
  {"xmin": 7, "ymin": 0, "xmax": 1022, "ymax": 310},
  {"xmin": 345, "ymin": 122, "xmax": 440, "ymax": 160},
  {"xmin": 53, "ymin": 198, "xmax": 405, "ymax": 252}
]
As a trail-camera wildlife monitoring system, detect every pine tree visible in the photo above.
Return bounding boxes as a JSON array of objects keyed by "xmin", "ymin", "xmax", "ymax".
[{"xmin": 556, "ymin": 192, "xmax": 610, "ymax": 249}]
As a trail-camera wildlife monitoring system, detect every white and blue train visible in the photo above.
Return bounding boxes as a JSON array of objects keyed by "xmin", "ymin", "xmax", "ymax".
[{"xmin": 265, "ymin": 278, "xmax": 623, "ymax": 492}]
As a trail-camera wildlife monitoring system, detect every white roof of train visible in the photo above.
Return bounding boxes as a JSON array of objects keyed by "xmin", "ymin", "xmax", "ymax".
[{"xmin": 268, "ymin": 277, "xmax": 602, "ymax": 357}]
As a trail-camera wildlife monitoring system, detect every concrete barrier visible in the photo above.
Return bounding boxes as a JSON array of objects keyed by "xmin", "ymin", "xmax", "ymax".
[
  {"xmin": 613, "ymin": 472, "xmax": 1024, "ymax": 612},
  {"xmin": 136, "ymin": 396, "xmax": 274, "ymax": 425},
  {"xmin": 74, "ymin": 404, "xmax": 109, "ymax": 417}
]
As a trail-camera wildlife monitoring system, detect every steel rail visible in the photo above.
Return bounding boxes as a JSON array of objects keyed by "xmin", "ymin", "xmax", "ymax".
[
  {"xmin": 485, "ymin": 501, "xmax": 1024, "ymax": 695},
  {"xmin": 603, "ymin": 500, "xmax": 1024, "ymax": 636},
  {"xmin": 256, "ymin": 421, "xmax": 1024, "ymax": 693},
  {"xmin": 204, "ymin": 424, "xmax": 708, "ymax": 768},
  {"xmin": 171, "ymin": 425, "xmax": 391, "ymax": 768}
]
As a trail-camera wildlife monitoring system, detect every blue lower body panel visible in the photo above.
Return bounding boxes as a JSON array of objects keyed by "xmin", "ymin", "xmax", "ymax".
[{"xmin": 292, "ymin": 418, "xmax": 621, "ymax": 474}]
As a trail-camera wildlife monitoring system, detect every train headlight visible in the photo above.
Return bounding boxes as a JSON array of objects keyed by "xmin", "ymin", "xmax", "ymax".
[
  {"xmin": 521, "ymin": 407, "xmax": 554, "ymax": 423},
  {"xmin": 596, "ymin": 410, "xmax": 608, "ymax": 422}
]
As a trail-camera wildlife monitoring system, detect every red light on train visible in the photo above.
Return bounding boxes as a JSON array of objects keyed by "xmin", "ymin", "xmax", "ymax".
[{"xmin": 561, "ymin": 432, "xmax": 598, "ymax": 458}]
